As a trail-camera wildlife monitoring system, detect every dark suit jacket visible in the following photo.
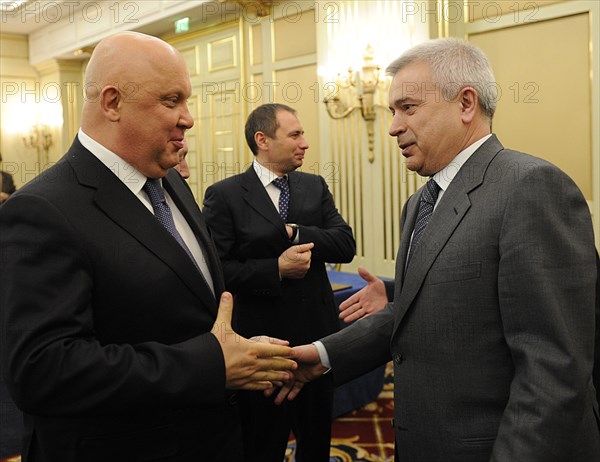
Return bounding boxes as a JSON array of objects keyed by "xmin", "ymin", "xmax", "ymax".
[
  {"xmin": 1, "ymin": 170, "xmax": 16, "ymax": 202},
  {"xmin": 203, "ymin": 167, "xmax": 355, "ymax": 345},
  {"xmin": 321, "ymin": 135, "xmax": 600, "ymax": 461},
  {"xmin": 0, "ymin": 137, "xmax": 242, "ymax": 462},
  {"xmin": 595, "ymin": 250, "xmax": 600, "ymax": 406}
]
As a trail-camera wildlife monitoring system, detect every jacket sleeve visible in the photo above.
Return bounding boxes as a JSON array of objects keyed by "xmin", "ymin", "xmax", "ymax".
[
  {"xmin": 322, "ymin": 304, "xmax": 394, "ymax": 385},
  {"xmin": 203, "ymin": 184, "xmax": 283, "ymax": 296},
  {"xmin": 0, "ymin": 193, "xmax": 226, "ymax": 416},
  {"xmin": 491, "ymin": 163, "xmax": 597, "ymax": 461},
  {"xmin": 296, "ymin": 176, "xmax": 355, "ymax": 263},
  {"xmin": 594, "ymin": 250, "xmax": 600, "ymax": 407}
]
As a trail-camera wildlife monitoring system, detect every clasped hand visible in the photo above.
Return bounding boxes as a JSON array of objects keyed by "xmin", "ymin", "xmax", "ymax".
[
  {"xmin": 264, "ymin": 343, "xmax": 329, "ymax": 404},
  {"xmin": 211, "ymin": 292, "xmax": 297, "ymax": 390}
]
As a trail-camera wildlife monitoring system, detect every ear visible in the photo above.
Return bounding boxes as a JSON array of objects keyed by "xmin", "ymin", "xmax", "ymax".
[
  {"xmin": 99, "ymin": 85, "xmax": 122, "ymax": 122},
  {"xmin": 254, "ymin": 131, "xmax": 269, "ymax": 151},
  {"xmin": 459, "ymin": 87, "xmax": 478, "ymax": 124}
]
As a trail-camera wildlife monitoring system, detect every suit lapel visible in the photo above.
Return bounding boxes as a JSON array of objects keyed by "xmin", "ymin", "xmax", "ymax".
[
  {"xmin": 393, "ymin": 135, "xmax": 504, "ymax": 331},
  {"xmin": 242, "ymin": 167, "xmax": 288, "ymax": 239},
  {"xmin": 394, "ymin": 188, "xmax": 472, "ymax": 328},
  {"xmin": 394, "ymin": 195, "xmax": 420, "ymax": 288},
  {"xmin": 66, "ymin": 141, "xmax": 217, "ymax": 309},
  {"xmin": 163, "ymin": 171, "xmax": 223, "ymax": 303}
]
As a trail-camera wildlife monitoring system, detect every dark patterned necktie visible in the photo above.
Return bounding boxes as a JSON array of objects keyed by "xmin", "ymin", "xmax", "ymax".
[
  {"xmin": 143, "ymin": 178, "xmax": 214, "ymax": 294},
  {"xmin": 272, "ymin": 176, "xmax": 290, "ymax": 221},
  {"xmin": 407, "ymin": 178, "xmax": 441, "ymax": 264}
]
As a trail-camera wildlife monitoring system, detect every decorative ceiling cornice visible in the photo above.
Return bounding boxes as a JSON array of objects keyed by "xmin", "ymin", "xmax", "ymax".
[{"xmin": 219, "ymin": 0, "xmax": 274, "ymax": 17}]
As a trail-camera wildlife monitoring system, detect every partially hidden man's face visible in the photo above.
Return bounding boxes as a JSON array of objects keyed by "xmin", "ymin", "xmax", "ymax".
[
  {"xmin": 118, "ymin": 52, "xmax": 194, "ymax": 179},
  {"xmin": 174, "ymin": 142, "xmax": 191, "ymax": 180},
  {"xmin": 388, "ymin": 61, "xmax": 466, "ymax": 177},
  {"xmin": 261, "ymin": 110, "xmax": 309, "ymax": 175}
]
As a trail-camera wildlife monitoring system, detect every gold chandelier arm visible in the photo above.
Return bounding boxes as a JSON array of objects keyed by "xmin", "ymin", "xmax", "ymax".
[
  {"xmin": 323, "ymin": 96, "xmax": 360, "ymax": 119},
  {"xmin": 323, "ymin": 44, "xmax": 386, "ymax": 163},
  {"xmin": 22, "ymin": 125, "xmax": 53, "ymax": 165}
]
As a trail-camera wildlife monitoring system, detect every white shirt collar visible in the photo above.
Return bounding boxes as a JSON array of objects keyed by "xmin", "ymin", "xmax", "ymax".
[
  {"xmin": 432, "ymin": 134, "xmax": 492, "ymax": 192},
  {"xmin": 253, "ymin": 159, "xmax": 283, "ymax": 187},
  {"xmin": 78, "ymin": 128, "xmax": 150, "ymax": 194}
]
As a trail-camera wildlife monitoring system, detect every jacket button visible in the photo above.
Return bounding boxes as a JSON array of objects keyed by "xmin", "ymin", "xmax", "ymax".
[{"xmin": 393, "ymin": 353, "xmax": 403, "ymax": 364}]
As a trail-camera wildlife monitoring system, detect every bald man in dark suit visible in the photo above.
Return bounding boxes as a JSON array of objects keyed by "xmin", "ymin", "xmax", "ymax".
[{"xmin": 0, "ymin": 32, "xmax": 295, "ymax": 462}]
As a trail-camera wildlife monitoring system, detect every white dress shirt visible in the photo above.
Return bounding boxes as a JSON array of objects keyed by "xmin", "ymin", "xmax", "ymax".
[{"xmin": 253, "ymin": 159, "xmax": 300, "ymax": 243}]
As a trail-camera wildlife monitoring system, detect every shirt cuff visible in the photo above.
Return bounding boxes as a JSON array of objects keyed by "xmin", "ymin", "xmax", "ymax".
[{"xmin": 312, "ymin": 341, "xmax": 332, "ymax": 373}]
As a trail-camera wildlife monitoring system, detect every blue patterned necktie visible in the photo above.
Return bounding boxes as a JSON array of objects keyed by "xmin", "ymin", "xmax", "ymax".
[
  {"xmin": 143, "ymin": 178, "xmax": 214, "ymax": 294},
  {"xmin": 272, "ymin": 176, "xmax": 290, "ymax": 221},
  {"xmin": 407, "ymin": 178, "xmax": 441, "ymax": 264}
]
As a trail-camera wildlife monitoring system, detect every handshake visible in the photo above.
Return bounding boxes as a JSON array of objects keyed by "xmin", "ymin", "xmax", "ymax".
[{"xmin": 211, "ymin": 292, "xmax": 327, "ymax": 402}]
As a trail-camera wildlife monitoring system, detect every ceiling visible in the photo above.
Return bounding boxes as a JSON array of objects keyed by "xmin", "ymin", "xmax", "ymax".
[
  {"xmin": 1, "ymin": 0, "xmax": 79, "ymax": 35},
  {"xmin": 0, "ymin": 0, "xmax": 241, "ymax": 39}
]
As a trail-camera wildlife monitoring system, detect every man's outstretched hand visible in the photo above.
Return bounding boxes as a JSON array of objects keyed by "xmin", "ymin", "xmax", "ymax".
[
  {"xmin": 338, "ymin": 266, "xmax": 388, "ymax": 323},
  {"xmin": 211, "ymin": 292, "xmax": 297, "ymax": 390}
]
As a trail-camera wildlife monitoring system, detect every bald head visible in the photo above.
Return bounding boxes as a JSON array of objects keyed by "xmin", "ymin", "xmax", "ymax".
[
  {"xmin": 83, "ymin": 32, "xmax": 183, "ymax": 114},
  {"xmin": 81, "ymin": 32, "xmax": 194, "ymax": 178}
]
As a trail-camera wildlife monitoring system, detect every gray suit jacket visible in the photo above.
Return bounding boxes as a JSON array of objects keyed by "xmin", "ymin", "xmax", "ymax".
[{"xmin": 322, "ymin": 135, "xmax": 600, "ymax": 461}]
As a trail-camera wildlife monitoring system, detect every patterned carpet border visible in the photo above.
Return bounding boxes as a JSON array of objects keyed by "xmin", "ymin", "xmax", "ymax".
[{"xmin": 287, "ymin": 362, "xmax": 395, "ymax": 462}]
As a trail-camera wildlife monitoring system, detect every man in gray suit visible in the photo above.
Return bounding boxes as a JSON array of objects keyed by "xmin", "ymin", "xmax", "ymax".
[{"xmin": 282, "ymin": 38, "xmax": 600, "ymax": 461}]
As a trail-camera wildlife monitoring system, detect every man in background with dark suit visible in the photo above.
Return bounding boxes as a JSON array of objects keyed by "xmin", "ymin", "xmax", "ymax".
[
  {"xmin": 0, "ymin": 32, "xmax": 296, "ymax": 462},
  {"xmin": 203, "ymin": 103, "xmax": 355, "ymax": 462},
  {"xmin": 286, "ymin": 38, "xmax": 599, "ymax": 461}
]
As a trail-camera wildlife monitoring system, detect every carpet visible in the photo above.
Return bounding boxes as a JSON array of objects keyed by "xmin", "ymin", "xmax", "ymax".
[{"xmin": 286, "ymin": 362, "xmax": 395, "ymax": 462}]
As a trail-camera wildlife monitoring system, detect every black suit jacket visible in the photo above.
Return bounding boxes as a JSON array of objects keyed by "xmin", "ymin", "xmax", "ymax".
[
  {"xmin": 595, "ymin": 250, "xmax": 600, "ymax": 405},
  {"xmin": 0, "ymin": 137, "xmax": 242, "ymax": 462},
  {"xmin": 203, "ymin": 167, "xmax": 355, "ymax": 345},
  {"xmin": 1, "ymin": 170, "xmax": 16, "ymax": 202}
]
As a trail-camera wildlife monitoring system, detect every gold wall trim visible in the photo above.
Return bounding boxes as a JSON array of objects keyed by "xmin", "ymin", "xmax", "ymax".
[
  {"xmin": 464, "ymin": 0, "xmax": 599, "ymax": 248},
  {"xmin": 208, "ymin": 36, "xmax": 238, "ymax": 72},
  {"xmin": 465, "ymin": 0, "xmax": 595, "ymax": 33}
]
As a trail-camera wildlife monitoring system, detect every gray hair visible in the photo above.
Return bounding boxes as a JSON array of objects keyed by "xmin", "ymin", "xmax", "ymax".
[{"xmin": 386, "ymin": 38, "xmax": 497, "ymax": 120}]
